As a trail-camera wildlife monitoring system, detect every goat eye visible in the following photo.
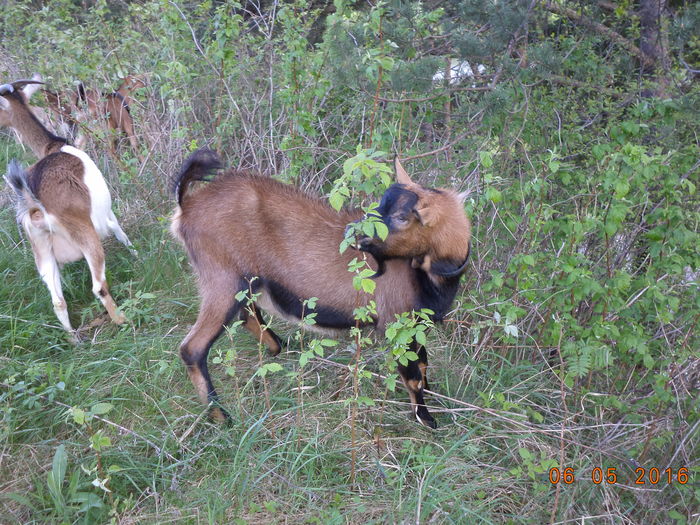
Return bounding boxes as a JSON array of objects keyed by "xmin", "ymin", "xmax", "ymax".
[{"xmin": 394, "ymin": 214, "xmax": 409, "ymax": 225}]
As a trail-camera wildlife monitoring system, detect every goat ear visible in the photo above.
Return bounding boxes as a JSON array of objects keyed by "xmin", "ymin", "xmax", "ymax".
[
  {"xmin": 414, "ymin": 204, "xmax": 439, "ymax": 227},
  {"xmin": 457, "ymin": 191, "xmax": 469, "ymax": 204},
  {"xmin": 22, "ymin": 74, "xmax": 44, "ymax": 100},
  {"xmin": 394, "ymin": 157, "xmax": 413, "ymax": 186}
]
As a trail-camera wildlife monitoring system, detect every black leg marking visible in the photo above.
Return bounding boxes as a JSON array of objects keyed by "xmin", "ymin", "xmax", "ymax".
[{"xmin": 398, "ymin": 342, "xmax": 437, "ymax": 429}]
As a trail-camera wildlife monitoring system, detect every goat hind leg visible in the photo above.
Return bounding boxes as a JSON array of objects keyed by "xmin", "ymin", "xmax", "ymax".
[
  {"xmin": 78, "ymin": 231, "xmax": 125, "ymax": 325},
  {"xmin": 106, "ymin": 210, "xmax": 137, "ymax": 256},
  {"xmin": 180, "ymin": 289, "xmax": 242, "ymax": 421},
  {"xmin": 30, "ymin": 236, "xmax": 76, "ymax": 338}
]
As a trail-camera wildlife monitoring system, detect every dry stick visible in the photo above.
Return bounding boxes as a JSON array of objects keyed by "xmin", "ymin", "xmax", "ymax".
[
  {"xmin": 366, "ymin": 12, "xmax": 384, "ymax": 149},
  {"xmin": 0, "ymin": 381, "xmax": 177, "ymax": 462},
  {"xmin": 550, "ymin": 325, "xmax": 567, "ymax": 524},
  {"xmin": 350, "ymin": 323, "xmax": 361, "ymax": 487},
  {"xmin": 401, "ymin": 129, "xmax": 474, "ymax": 161},
  {"xmin": 313, "ymin": 356, "xmax": 530, "ymax": 429},
  {"xmin": 297, "ymin": 305, "xmax": 309, "ymax": 448},
  {"xmin": 444, "ymin": 56, "xmax": 452, "ymax": 161},
  {"xmin": 169, "ymin": 1, "xmax": 254, "ymax": 150},
  {"xmin": 372, "ymin": 84, "xmax": 493, "ymax": 104},
  {"xmin": 542, "ymin": 1, "xmax": 653, "ymax": 67},
  {"xmin": 245, "ymin": 284, "xmax": 274, "ymax": 438}
]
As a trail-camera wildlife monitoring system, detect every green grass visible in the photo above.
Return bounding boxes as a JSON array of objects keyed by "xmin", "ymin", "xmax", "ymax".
[{"xmin": 0, "ymin": 207, "xmax": 694, "ymax": 524}]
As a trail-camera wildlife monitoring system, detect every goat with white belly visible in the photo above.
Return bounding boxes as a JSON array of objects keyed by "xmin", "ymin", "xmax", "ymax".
[
  {"xmin": 1, "ymin": 77, "xmax": 134, "ymax": 341},
  {"xmin": 171, "ymin": 149, "xmax": 471, "ymax": 428}
]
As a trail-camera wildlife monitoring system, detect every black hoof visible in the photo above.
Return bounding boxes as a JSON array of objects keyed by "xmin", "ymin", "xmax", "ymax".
[
  {"xmin": 209, "ymin": 404, "xmax": 231, "ymax": 423},
  {"xmin": 268, "ymin": 332, "xmax": 284, "ymax": 356},
  {"xmin": 416, "ymin": 407, "xmax": 437, "ymax": 429}
]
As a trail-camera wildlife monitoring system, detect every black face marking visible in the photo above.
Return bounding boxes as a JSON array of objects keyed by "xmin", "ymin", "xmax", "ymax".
[
  {"xmin": 414, "ymin": 269, "xmax": 462, "ymax": 322},
  {"xmin": 375, "ymin": 184, "xmax": 419, "ymax": 231},
  {"xmin": 264, "ymin": 279, "xmax": 357, "ymax": 329}
]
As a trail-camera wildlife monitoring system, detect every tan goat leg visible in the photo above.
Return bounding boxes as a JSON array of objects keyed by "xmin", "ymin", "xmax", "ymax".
[
  {"xmin": 28, "ymin": 234, "xmax": 74, "ymax": 335},
  {"xmin": 75, "ymin": 226, "xmax": 125, "ymax": 325}
]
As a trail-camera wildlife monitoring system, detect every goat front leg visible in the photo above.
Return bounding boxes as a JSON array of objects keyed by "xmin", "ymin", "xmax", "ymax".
[
  {"xmin": 123, "ymin": 121, "xmax": 144, "ymax": 163},
  {"xmin": 240, "ymin": 303, "xmax": 282, "ymax": 355},
  {"xmin": 417, "ymin": 344, "xmax": 430, "ymax": 392},
  {"xmin": 397, "ymin": 341, "xmax": 437, "ymax": 429}
]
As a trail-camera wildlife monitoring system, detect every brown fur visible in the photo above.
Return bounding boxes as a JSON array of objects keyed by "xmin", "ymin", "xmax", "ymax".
[
  {"xmin": 1, "ymin": 77, "xmax": 134, "ymax": 341},
  {"xmin": 171, "ymin": 149, "xmax": 471, "ymax": 427},
  {"xmin": 75, "ymin": 74, "xmax": 146, "ymax": 159}
]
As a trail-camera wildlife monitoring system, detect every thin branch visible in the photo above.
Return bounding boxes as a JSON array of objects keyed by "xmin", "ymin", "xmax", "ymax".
[{"xmin": 543, "ymin": 1, "xmax": 654, "ymax": 67}]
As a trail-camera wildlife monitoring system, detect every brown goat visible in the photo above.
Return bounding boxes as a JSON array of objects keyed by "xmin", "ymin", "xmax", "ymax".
[
  {"xmin": 75, "ymin": 74, "xmax": 146, "ymax": 160},
  {"xmin": 1, "ymin": 76, "xmax": 134, "ymax": 342},
  {"xmin": 170, "ymin": 149, "xmax": 471, "ymax": 428},
  {"xmin": 41, "ymin": 86, "xmax": 86, "ymax": 148}
]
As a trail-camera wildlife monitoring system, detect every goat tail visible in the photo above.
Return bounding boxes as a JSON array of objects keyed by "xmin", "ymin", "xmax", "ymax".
[
  {"xmin": 4, "ymin": 160, "xmax": 37, "ymax": 201},
  {"xmin": 172, "ymin": 148, "xmax": 223, "ymax": 206},
  {"xmin": 4, "ymin": 160, "xmax": 46, "ymax": 225}
]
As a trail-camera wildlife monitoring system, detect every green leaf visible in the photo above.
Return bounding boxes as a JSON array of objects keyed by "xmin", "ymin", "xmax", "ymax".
[
  {"xmin": 518, "ymin": 447, "xmax": 533, "ymax": 460},
  {"xmin": 266, "ymin": 363, "xmax": 284, "ymax": 373},
  {"xmin": 374, "ymin": 221, "xmax": 388, "ymax": 241},
  {"xmin": 71, "ymin": 407, "xmax": 86, "ymax": 425},
  {"xmin": 90, "ymin": 431, "xmax": 112, "ymax": 452},
  {"xmin": 361, "ymin": 278, "xmax": 376, "ymax": 294},
  {"xmin": 480, "ymin": 151, "xmax": 493, "ymax": 168},
  {"xmin": 299, "ymin": 351, "xmax": 312, "ymax": 368},
  {"xmin": 357, "ymin": 396, "xmax": 375, "ymax": 406},
  {"xmin": 329, "ymin": 191, "xmax": 344, "ymax": 211},
  {"xmin": 614, "ymin": 180, "xmax": 630, "ymax": 198},
  {"xmin": 258, "ymin": 362, "xmax": 284, "ymax": 377},
  {"xmin": 403, "ymin": 351, "xmax": 419, "ymax": 362},
  {"xmin": 47, "ymin": 444, "xmax": 67, "ymax": 505},
  {"xmin": 486, "ymin": 187, "xmax": 502, "ymax": 203},
  {"xmin": 90, "ymin": 403, "xmax": 113, "ymax": 416},
  {"xmin": 51, "ymin": 444, "xmax": 67, "ymax": 484},
  {"xmin": 72, "ymin": 492, "xmax": 105, "ymax": 512}
]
